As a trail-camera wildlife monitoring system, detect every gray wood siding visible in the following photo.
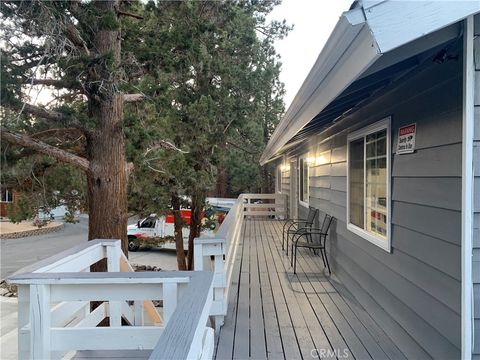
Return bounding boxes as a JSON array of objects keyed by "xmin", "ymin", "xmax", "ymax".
[
  {"xmin": 292, "ymin": 51, "xmax": 463, "ymax": 358},
  {"xmin": 473, "ymin": 16, "xmax": 480, "ymax": 358}
]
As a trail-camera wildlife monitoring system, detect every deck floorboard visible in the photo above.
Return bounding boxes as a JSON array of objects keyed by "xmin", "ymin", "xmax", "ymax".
[{"xmin": 215, "ymin": 219, "xmax": 407, "ymax": 360}]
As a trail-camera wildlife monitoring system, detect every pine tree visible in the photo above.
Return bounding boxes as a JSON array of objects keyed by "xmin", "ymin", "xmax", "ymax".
[{"xmin": 0, "ymin": 1, "xmax": 147, "ymax": 262}]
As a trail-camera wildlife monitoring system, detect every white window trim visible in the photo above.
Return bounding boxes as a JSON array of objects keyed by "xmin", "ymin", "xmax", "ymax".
[
  {"xmin": 298, "ymin": 154, "xmax": 309, "ymax": 208},
  {"xmin": 1, "ymin": 189, "xmax": 13, "ymax": 203},
  {"xmin": 346, "ymin": 117, "xmax": 391, "ymax": 253},
  {"xmin": 276, "ymin": 165, "xmax": 282, "ymax": 194}
]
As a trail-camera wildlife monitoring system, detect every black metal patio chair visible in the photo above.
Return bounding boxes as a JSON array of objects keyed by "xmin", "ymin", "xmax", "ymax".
[
  {"xmin": 282, "ymin": 206, "xmax": 318, "ymax": 256},
  {"xmin": 291, "ymin": 214, "xmax": 335, "ymax": 275}
]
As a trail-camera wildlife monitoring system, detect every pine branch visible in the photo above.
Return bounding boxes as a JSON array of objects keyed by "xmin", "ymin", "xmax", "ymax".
[
  {"xmin": 1, "ymin": 127, "xmax": 90, "ymax": 173},
  {"xmin": 117, "ymin": 10, "xmax": 144, "ymax": 20}
]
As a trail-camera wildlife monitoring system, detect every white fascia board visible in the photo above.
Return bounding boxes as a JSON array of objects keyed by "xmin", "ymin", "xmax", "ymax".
[
  {"xmin": 364, "ymin": 0, "xmax": 480, "ymax": 53},
  {"xmin": 461, "ymin": 15, "xmax": 474, "ymax": 360},
  {"xmin": 260, "ymin": 10, "xmax": 381, "ymax": 165}
]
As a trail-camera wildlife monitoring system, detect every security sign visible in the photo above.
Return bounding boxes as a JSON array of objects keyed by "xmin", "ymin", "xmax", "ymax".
[{"xmin": 397, "ymin": 123, "xmax": 416, "ymax": 154}]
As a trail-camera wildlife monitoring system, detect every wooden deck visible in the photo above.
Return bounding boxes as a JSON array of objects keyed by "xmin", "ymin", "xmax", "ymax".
[{"xmin": 215, "ymin": 219, "xmax": 407, "ymax": 360}]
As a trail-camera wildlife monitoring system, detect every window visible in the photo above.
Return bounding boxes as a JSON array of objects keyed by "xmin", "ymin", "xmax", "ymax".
[
  {"xmin": 1, "ymin": 189, "xmax": 13, "ymax": 203},
  {"xmin": 140, "ymin": 216, "xmax": 157, "ymax": 228},
  {"xmin": 347, "ymin": 117, "xmax": 391, "ymax": 252},
  {"xmin": 299, "ymin": 154, "xmax": 309, "ymax": 207},
  {"xmin": 277, "ymin": 165, "xmax": 282, "ymax": 193}
]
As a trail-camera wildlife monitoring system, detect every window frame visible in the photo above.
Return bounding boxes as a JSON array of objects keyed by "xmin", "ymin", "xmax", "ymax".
[
  {"xmin": 298, "ymin": 153, "xmax": 309, "ymax": 208},
  {"xmin": 1, "ymin": 189, "xmax": 13, "ymax": 203},
  {"xmin": 276, "ymin": 165, "xmax": 282, "ymax": 194},
  {"xmin": 346, "ymin": 117, "xmax": 392, "ymax": 252}
]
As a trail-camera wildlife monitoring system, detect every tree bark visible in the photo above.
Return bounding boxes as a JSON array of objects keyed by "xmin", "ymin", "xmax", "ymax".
[
  {"xmin": 215, "ymin": 165, "xmax": 227, "ymax": 198},
  {"xmin": 171, "ymin": 194, "xmax": 187, "ymax": 270},
  {"xmin": 0, "ymin": 127, "xmax": 90, "ymax": 172},
  {"xmin": 187, "ymin": 192, "xmax": 204, "ymax": 270},
  {"xmin": 87, "ymin": 95, "xmax": 128, "ymax": 267},
  {"xmin": 88, "ymin": 0, "xmax": 128, "ymax": 271}
]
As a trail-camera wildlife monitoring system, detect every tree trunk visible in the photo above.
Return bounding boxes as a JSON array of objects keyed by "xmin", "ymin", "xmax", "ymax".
[
  {"xmin": 186, "ymin": 192, "xmax": 204, "ymax": 270},
  {"xmin": 172, "ymin": 194, "xmax": 187, "ymax": 270},
  {"xmin": 215, "ymin": 165, "xmax": 227, "ymax": 197},
  {"xmin": 88, "ymin": 1, "xmax": 128, "ymax": 272},
  {"xmin": 87, "ymin": 95, "xmax": 128, "ymax": 269}
]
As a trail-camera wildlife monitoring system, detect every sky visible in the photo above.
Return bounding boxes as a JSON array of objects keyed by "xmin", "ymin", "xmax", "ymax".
[{"xmin": 267, "ymin": 0, "xmax": 353, "ymax": 108}]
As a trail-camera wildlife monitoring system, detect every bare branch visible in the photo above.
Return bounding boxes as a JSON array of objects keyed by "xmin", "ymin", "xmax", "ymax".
[
  {"xmin": 5, "ymin": 102, "xmax": 87, "ymax": 131},
  {"xmin": 65, "ymin": 23, "xmax": 90, "ymax": 56},
  {"xmin": 117, "ymin": 10, "xmax": 144, "ymax": 20},
  {"xmin": 144, "ymin": 141, "xmax": 188, "ymax": 155},
  {"xmin": 1, "ymin": 127, "xmax": 90, "ymax": 173},
  {"xmin": 25, "ymin": 78, "xmax": 82, "ymax": 90},
  {"xmin": 124, "ymin": 93, "xmax": 147, "ymax": 103},
  {"xmin": 31, "ymin": 128, "xmax": 85, "ymax": 139}
]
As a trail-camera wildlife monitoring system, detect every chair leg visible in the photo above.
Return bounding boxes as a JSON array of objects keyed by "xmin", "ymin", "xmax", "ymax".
[
  {"xmin": 286, "ymin": 233, "xmax": 289, "ymax": 256},
  {"xmin": 282, "ymin": 225, "xmax": 286, "ymax": 250},
  {"xmin": 319, "ymin": 248, "xmax": 327, "ymax": 268},
  {"xmin": 323, "ymin": 248, "xmax": 331, "ymax": 274},
  {"xmin": 291, "ymin": 241, "xmax": 294, "ymax": 266},
  {"xmin": 293, "ymin": 245, "xmax": 298, "ymax": 274}
]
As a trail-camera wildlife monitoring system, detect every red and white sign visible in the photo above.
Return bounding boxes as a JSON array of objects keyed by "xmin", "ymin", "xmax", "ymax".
[{"xmin": 397, "ymin": 123, "xmax": 416, "ymax": 154}]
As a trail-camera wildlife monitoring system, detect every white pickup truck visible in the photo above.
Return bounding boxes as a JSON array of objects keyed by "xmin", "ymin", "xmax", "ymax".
[{"xmin": 127, "ymin": 197, "xmax": 235, "ymax": 251}]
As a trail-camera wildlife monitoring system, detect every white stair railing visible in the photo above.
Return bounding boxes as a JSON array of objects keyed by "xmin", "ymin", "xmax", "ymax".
[
  {"xmin": 8, "ymin": 240, "xmax": 214, "ymax": 360},
  {"xmin": 194, "ymin": 193, "xmax": 287, "ymax": 332}
]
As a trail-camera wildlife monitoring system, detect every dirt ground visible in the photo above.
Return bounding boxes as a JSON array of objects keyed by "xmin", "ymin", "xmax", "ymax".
[{"xmin": 0, "ymin": 220, "xmax": 62, "ymax": 235}]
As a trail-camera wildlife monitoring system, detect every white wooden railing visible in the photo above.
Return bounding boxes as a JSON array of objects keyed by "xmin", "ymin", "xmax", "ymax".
[
  {"xmin": 8, "ymin": 240, "xmax": 214, "ymax": 360},
  {"xmin": 194, "ymin": 193, "xmax": 286, "ymax": 331}
]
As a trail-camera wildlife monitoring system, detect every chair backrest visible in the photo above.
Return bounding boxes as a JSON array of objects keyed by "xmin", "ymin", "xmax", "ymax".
[
  {"xmin": 320, "ymin": 214, "xmax": 334, "ymax": 235},
  {"xmin": 306, "ymin": 207, "xmax": 318, "ymax": 227}
]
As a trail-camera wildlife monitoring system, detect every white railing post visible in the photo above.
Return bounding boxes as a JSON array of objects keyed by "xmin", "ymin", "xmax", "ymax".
[
  {"xmin": 17, "ymin": 284, "xmax": 30, "ymax": 360},
  {"xmin": 194, "ymin": 241, "xmax": 204, "ymax": 271},
  {"xmin": 30, "ymin": 284, "xmax": 51, "ymax": 359},
  {"xmin": 106, "ymin": 242, "xmax": 121, "ymax": 327},
  {"xmin": 163, "ymin": 283, "xmax": 178, "ymax": 324},
  {"xmin": 133, "ymin": 301, "xmax": 144, "ymax": 326}
]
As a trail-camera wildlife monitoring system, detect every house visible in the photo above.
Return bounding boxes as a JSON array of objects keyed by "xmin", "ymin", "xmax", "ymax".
[
  {"xmin": 7, "ymin": 2, "xmax": 480, "ymax": 359},
  {"xmin": 0, "ymin": 188, "xmax": 18, "ymax": 218},
  {"xmin": 263, "ymin": 1, "xmax": 480, "ymax": 359}
]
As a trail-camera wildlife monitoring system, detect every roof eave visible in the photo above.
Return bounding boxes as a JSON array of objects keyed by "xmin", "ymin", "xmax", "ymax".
[{"xmin": 260, "ymin": 9, "xmax": 381, "ymax": 165}]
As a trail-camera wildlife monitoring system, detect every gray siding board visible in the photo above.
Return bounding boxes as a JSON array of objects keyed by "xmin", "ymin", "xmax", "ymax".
[
  {"xmin": 310, "ymin": 164, "xmax": 331, "ymax": 176},
  {"xmin": 476, "ymin": 320, "xmax": 480, "ymax": 354},
  {"xmin": 331, "ymin": 264, "xmax": 430, "ymax": 360},
  {"xmin": 310, "ymin": 177, "xmax": 331, "ymax": 189},
  {"xmin": 474, "ymin": 144, "xmax": 480, "ymax": 176},
  {"xmin": 391, "ymin": 109, "xmax": 463, "ymax": 153},
  {"xmin": 475, "ymin": 284, "xmax": 480, "ymax": 318},
  {"xmin": 334, "ymin": 223, "xmax": 461, "ymax": 316},
  {"xmin": 475, "ymin": 107, "xmax": 480, "ymax": 140},
  {"xmin": 475, "ymin": 176, "xmax": 480, "ymax": 212},
  {"xmin": 330, "ymin": 176, "xmax": 347, "ymax": 192},
  {"xmin": 309, "ymin": 187, "xmax": 332, "ymax": 201},
  {"xmin": 332, "ymin": 248, "xmax": 459, "ymax": 359},
  {"xmin": 473, "ymin": 261, "xmax": 480, "ymax": 282},
  {"xmin": 391, "ymin": 201, "xmax": 461, "ymax": 246},
  {"xmin": 331, "ymin": 145, "xmax": 347, "ymax": 163},
  {"xmin": 392, "ymin": 143, "xmax": 462, "ymax": 177},
  {"xmin": 331, "ymin": 162, "xmax": 347, "ymax": 177},
  {"xmin": 332, "ymin": 239, "xmax": 461, "ymax": 352},
  {"xmin": 392, "ymin": 225, "xmax": 461, "ymax": 280},
  {"xmin": 329, "ymin": 190, "xmax": 346, "ymax": 207},
  {"xmin": 392, "ymin": 177, "xmax": 462, "ymax": 211}
]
